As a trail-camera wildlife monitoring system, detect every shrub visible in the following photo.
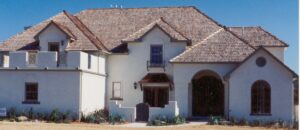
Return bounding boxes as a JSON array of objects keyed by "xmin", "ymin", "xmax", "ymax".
[
  {"xmin": 49, "ymin": 109, "xmax": 63, "ymax": 122},
  {"xmin": 7, "ymin": 107, "xmax": 17, "ymax": 119},
  {"xmin": 147, "ymin": 115, "xmax": 186, "ymax": 126},
  {"xmin": 81, "ymin": 109, "xmax": 109, "ymax": 124},
  {"xmin": 108, "ymin": 114, "xmax": 125, "ymax": 124}
]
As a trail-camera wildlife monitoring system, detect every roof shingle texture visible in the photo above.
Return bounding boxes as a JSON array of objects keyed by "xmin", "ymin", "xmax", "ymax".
[
  {"xmin": 228, "ymin": 27, "xmax": 288, "ymax": 47},
  {"xmin": 171, "ymin": 28, "xmax": 255, "ymax": 62},
  {"xmin": 122, "ymin": 17, "xmax": 188, "ymax": 42}
]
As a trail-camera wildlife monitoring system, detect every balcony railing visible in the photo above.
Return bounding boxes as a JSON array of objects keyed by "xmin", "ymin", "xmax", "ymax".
[
  {"xmin": 28, "ymin": 52, "xmax": 37, "ymax": 66},
  {"xmin": 147, "ymin": 60, "xmax": 165, "ymax": 71}
]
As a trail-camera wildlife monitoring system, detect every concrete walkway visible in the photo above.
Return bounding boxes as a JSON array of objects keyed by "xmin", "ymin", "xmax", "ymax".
[{"xmin": 120, "ymin": 121, "xmax": 207, "ymax": 128}]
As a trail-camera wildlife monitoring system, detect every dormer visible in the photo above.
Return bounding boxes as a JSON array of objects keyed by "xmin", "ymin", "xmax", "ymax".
[{"xmin": 34, "ymin": 20, "xmax": 76, "ymax": 52}]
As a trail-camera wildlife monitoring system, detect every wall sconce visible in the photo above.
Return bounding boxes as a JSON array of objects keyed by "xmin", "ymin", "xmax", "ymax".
[{"xmin": 134, "ymin": 82, "xmax": 137, "ymax": 89}]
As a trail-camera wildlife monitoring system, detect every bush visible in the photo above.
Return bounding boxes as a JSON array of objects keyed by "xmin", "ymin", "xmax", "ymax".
[
  {"xmin": 147, "ymin": 115, "xmax": 186, "ymax": 126},
  {"xmin": 108, "ymin": 114, "xmax": 125, "ymax": 124},
  {"xmin": 7, "ymin": 107, "xmax": 17, "ymax": 119},
  {"xmin": 81, "ymin": 109, "xmax": 109, "ymax": 124},
  {"xmin": 49, "ymin": 109, "xmax": 62, "ymax": 122}
]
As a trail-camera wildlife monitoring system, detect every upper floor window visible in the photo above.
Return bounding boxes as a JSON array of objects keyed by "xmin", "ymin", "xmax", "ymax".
[
  {"xmin": 251, "ymin": 80, "xmax": 271, "ymax": 115},
  {"xmin": 150, "ymin": 45, "xmax": 163, "ymax": 65},
  {"xmin": 23, "ymin": 83, "xmax": 39, "ymax": 104}
]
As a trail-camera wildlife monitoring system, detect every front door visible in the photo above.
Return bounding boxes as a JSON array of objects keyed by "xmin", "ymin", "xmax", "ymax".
[
  {"xmin": 143, "ymin": 87, "xmax": 169, "ymax": 107},
  {"xmin": 192, "ymin": 76, "xmax": 224, "ymax": 116}
]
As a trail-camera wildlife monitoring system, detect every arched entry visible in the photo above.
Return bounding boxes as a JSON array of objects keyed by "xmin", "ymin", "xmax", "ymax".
[{"xmin": 192, "ymin": 70, "xmax": 224, "ymax": 116}]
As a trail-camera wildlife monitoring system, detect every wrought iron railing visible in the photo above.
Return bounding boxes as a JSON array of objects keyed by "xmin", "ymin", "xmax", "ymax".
[{"xmin": 147, "ymin": 60, "xmax": 165, "ymax": 71}]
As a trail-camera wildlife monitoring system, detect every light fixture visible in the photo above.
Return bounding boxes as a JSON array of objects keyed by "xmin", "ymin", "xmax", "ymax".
[{"xmin": 134, "ymin": 82, "xmax": 137, "ymax": 89}]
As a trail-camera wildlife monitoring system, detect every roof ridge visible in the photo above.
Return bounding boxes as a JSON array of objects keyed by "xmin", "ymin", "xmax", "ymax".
[
  {"xmin": 63, "ymin": 10, "xmax": 110, "ymax": 53},
  {"xmin": 81, "ymin": 6, "xmax": 196, "ymax": 11},
  {"xmin": 159, "ymin": 17, "xmax": 191, "ymax": 42},
  {"xmin": 223, "ymin": 26, "xmax": 256, "ymax": 50},
  {"xmin": 170, "ymin": 28, "xmax": 223, "ymax": 62}
]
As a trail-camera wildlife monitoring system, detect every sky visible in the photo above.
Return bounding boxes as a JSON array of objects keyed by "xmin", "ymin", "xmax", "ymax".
[{"xmin": 0, "ymin": 0, "xmax": 298, "ymax": 72}]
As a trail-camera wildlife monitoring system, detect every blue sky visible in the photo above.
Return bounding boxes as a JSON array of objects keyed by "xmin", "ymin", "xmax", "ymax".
[{"xmin": 0, "ymin": 0, "xmax": 298, "ymax": 72}]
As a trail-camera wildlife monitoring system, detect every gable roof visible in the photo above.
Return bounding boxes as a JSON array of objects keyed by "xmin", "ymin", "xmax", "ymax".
[
  {"xmin": 122, "ymin": 17, "xmax": 189, "ymax": 43},
  {"xmin": 225, "ymin": 46, "xmax": 298, "ymax": 79},
  {"xmin": 228, "ymin": 26, "xmax": 288, "ymax": 47},
  {"xmin": 0, "ymin": 12, "xmax": 100, "ymax": 51},
  {"xmin": 34, "ymin": 20, "xmax": 77, "ymax": 40},
  {"xmin": 170, "ymin": 27, "xmax": 255, "ymax": 63}
]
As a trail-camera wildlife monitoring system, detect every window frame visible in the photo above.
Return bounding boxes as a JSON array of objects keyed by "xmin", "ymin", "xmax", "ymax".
[
  {"xmin": 150, "ymin": 44, "xmax": 163, "ymax": 65},
  {"xmin": 250, "ymin": 80, "xmax": 271, "ymax": 116},
  {"xmin": 111, "ymin": 82, "xmax": 122, "ymax": 100},
  {"xmin": 23, "ymin": 82, "xmax": 40, "ymax": 104}
]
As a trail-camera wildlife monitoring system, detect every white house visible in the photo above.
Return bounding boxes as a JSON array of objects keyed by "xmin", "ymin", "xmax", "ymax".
[{"xmin": 0, "ymin": 6, "xmax": 297, "ymax": 122}]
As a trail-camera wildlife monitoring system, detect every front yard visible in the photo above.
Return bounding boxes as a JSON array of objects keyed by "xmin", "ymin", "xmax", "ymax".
[{"xmin": 0, "ymin": 122, "xmax": 295, "ymax": 130}]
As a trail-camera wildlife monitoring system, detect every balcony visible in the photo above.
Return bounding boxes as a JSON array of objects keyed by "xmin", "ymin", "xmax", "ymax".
[
  {"xmin": 147, "ymin": 60, "xmax": 165, "ymax": 71},
  {"xmin": 5, "ymin": 51, "xmax": 105, "ymax": 74}
]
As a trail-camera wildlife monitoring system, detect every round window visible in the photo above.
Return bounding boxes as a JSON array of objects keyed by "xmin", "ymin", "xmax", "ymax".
[{"xmin": 256, "ymin": 57, "xmax": 266, "ymax": 67}]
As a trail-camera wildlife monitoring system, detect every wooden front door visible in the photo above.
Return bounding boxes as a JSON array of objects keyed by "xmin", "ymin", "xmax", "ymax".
[
  {"xmin": 143, "ymin": 87, "xmax": 169, "ymax": 107},
  {"xmin": 192, "ymin": 76, "xmax": 224, "ymax": 116},
  {"xmin": 136, "ymin": 103, "xmax": 149, "ymax": 122}
]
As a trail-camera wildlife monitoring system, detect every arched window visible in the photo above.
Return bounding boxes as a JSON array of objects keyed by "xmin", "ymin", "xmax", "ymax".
[{"xmin": 251, "ymin": 80, "xmax": 271, "ymax": 115}]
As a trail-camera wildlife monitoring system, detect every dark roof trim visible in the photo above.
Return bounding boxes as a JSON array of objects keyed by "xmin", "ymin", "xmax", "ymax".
[
  {"xmin": 122, "ymin": 18, "xmax": 190, "ymax": 43},
  {"xmin": 225, "ymin": 46, "xmax": 298, "ymax": 79},
  {"xmin": 63, "ymin": 10, "xmax": 110, "ymax": 54},
  {"xmin": 170, "ymin": 61, "xmax": 240, "ymax": 64},
  {"xmin": 33, "ymin": 20, "xmax": 77, "ymax": 40}
]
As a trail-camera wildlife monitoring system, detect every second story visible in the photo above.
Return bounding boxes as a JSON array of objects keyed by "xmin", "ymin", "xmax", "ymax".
[{"xmin": 0, "ymin": 7, "xmax": 289, "ymax": 75}]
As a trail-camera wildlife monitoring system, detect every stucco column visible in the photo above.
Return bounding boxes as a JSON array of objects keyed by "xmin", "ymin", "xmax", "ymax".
[{"xmin": 174, "ymin": 80, "xmax": 189, "ymax": 117}]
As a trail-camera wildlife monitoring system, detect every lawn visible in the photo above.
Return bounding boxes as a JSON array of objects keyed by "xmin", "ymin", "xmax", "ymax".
[{"xmin": 0, "ymin": 122, "xmax": 295, "ymax": 130}]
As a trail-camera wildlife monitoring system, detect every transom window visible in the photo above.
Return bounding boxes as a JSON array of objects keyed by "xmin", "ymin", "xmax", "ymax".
[
  {"xmin": 150, "ymin": 45, "xmax": 163, "ymax": 65},
  {"xmin": 251, "ymin": 80, "xmax": 271, "ymax": 115},
  {"xmin": 112, "ymin": 82, "xmax": 122, "ymax": 99},
  {"xmin": 24, "ymin": 83, "xmax": 38, "ymax": 103}
]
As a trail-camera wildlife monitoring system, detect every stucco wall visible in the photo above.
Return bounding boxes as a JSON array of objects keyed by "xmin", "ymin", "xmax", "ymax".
[
  {"xmin": 38, "ymin": 24, "xmax": 69, "ymax": 51},
  {"xmin": 148, "ymin": 101, "xmax": 179, "ymax": 121},
  {"xmin": 0, "ymin": 70, "xmax": 81, "ymax": 117},
  {"xmin": 172, "ymin": 63, "xmax": 237, "ymax": 117},
  {"xmin": 80, "ymin": 72, "xmax": 106, "ymax": 115},
  {"xmin": 265, "ymin": 47, "xmax": 285, "ymax": 62},
  {"xmin": 107, "ymin": 27, "xmax": 187, "ymax": 107},
  {"xmin": 229, "ymin": 50, "xmax": 294, "ymax": 122}
]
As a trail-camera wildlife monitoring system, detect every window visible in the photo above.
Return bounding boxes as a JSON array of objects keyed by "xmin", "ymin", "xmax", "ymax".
[
  {"xmin": 251, "ymin": 80, "xmax": 271, "ymax": 115},
  {"xmin": 28, "ymin": 52, "xmax": 37, "ymax": 65},
  {"xmin": 23, "ymin": 83, "xmax": 39, "ymax": 104},
  {"xmin": 150, "ymin": 45, "xmax": 163, "ymax": 65},
  {"xmin": 112, "ymin": 82, "xmax": 122, "ymax": 99},
  {"xmin": 256, "ymin": 57, "xmax": 266, "ymax": 67},
  {"xmin": 88, "ymin": 54, "xmax": 91, "ymax": 69}
]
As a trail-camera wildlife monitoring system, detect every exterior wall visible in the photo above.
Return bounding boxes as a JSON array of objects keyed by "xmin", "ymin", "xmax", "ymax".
[
  {"xmin": 107, "ymin": 27, "xmax": 187, "ymax": 107},
  {"xmin": 172, "ymin": 63, "xmax": 237, "ymax": 117},
  {"xmin": 0, "ymin": 70, "xmax": 81, "ymax": 117},
  {"xmin": 148, "ymin": 101, "xmax": 179, "ymax": 121},
  {"xmin": 80, "ymin": 72, "xmax": 106, "ymax": 115},
  {"xmin": 38, "ymin": 24, "xmax": 69, "ymax": 51},
  {"xmin": 265, "ymin": 47, "xmax": 285, "ymax": 61},
  {"xmin": 109, "ymin": 101, "xmax": 136, "ymax": 122},
  {"xmin": 229, "ymin": 50, "xmax": 294, "ymax": 122}
]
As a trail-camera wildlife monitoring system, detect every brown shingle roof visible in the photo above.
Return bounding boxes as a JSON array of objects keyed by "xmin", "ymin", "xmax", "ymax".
[
  {"xmin": 75, "ymin": 6, "xmax": 222, "ymax": 50},
  {"xmin": 170, "ymin": 28, "xmax": 255, "ymax": 63},
  {"xmin": 0, "ymin": 12, "xmax": 99, "ymax": 51},
  {"xmin": 228, "ymin": 26, "xmax": 288, "ymax": 47},
  {"xmin": 122, "ymin": 17, "xmax": 189, "ymax": 42}
]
